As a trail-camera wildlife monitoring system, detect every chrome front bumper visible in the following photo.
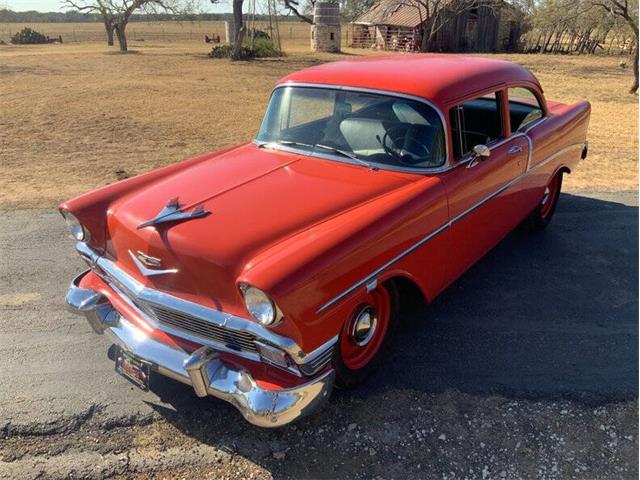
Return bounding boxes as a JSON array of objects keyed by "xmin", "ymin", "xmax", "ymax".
[{"xmin": 66, "ymin": 275, "xmax": 335, "ymax": 428}]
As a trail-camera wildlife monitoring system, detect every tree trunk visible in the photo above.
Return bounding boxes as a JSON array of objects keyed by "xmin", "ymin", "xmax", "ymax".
[
  {"xmin": 115, "ymin": 22, "xmax": 128, "ymax": 52},
  {"xmin": 231, "ymin": 0, "xmax": 245, "ymax": 60},
  {"xmin": 631, "ymin": 41, "xmax": 639, "ymax": 94},
  {"xmin": 105, "ymin": 21, "xmax": 114, "ymax": 46}
]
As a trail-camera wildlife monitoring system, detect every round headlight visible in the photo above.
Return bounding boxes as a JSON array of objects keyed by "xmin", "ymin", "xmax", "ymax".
[
  {"xmin": 241, "ymin": 285, "xmax": 278, "ymax": 326},
  {"xmin": 61, "ymin": 210, "xmax": 89, "ymax": 242}
]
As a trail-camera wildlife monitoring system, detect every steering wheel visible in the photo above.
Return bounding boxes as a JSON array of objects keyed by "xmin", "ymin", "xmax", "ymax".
[{"xmin": 381, "ymin": 125, "xmax": 431, "ymax": 164}]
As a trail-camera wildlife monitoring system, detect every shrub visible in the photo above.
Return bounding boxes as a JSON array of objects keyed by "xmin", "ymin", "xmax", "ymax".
[
  {"xmin": 11, "ymin": 27, "xmax": 48, "ymax": 45},
  {"xmin": 208, "ymin": 37, "xmax": 282, "ymax": 60},
  {"xmin": 252, "ymin": 37, "xmax": 282, "ymax": 58},
  {"xmin": 208, "ymin": 44, "xmax": 255, "ymax": 60}
]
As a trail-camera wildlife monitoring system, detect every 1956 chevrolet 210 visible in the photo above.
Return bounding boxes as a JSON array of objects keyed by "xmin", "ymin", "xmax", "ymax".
[{"xmin": 63, "ymin": 55, "xmax": 590, "ymax": 427}]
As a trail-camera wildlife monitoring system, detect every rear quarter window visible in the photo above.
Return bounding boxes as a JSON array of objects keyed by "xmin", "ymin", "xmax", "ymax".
[{"xmin": 508, "ymin": 87, "xmax": 544, "ymax": 131}]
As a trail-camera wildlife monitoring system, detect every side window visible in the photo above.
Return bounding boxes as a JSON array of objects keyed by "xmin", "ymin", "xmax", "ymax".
[
  {"xmin": 449, "ymin": 92, "xmax": 503, "ymax": 160},
  {"xmin": 508, "ymin": 87, "xmax": 544, "ymax": 132}
]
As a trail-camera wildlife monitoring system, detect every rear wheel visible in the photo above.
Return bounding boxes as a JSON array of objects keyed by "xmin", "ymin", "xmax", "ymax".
[
  {"xmin": 333, "ymin": 283, "xmax": 398, "ymax": 387},
  {"xmin": 522, "ymin": 172, "xmax": 563, "ymax": 231}
]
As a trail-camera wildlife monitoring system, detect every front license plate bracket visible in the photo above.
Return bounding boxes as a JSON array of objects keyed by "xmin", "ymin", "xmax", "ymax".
[{"xmin": 115, "ymin": 348, "xmax": 151, "ymax": 391}]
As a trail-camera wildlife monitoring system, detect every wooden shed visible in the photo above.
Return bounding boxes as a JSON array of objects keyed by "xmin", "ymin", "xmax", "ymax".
[{"xmin": 350, "ymin": 0, "xmax": 524, "ymax": 53}]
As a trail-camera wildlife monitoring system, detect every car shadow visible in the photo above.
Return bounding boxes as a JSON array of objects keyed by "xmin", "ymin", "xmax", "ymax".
[
  {"xmin": 141, "ymin": 192, "xmax": 638, "ymax": 476},
  {"xmin": 369, "ymin": 191, "xmax": 638, "ymax": 405}
]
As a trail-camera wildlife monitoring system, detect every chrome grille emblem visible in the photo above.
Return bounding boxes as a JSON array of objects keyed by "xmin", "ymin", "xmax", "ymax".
[{"xmin": 136, "ymin": 251, "xmax": 162, "ymax": 267}]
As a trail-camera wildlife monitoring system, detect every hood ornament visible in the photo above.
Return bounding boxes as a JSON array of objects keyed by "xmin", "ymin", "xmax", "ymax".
[{"xmin": 137, "ymin": 197, "xmax": 210, "ymax": 230}]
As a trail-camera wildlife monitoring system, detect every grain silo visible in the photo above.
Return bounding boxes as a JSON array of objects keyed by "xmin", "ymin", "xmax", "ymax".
[{"xmin": 311, "ymin": 2, "xmax": 341, "ymax": 52}]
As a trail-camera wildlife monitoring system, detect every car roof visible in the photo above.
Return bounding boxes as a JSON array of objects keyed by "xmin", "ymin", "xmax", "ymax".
[{"xmin": 277, "ymin": 54, "xmax": 542, "ymax": 109}]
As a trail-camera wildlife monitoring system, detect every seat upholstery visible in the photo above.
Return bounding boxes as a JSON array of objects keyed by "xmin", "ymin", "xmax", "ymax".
[{"xmin": 339, "ymin": 117, "xmax": 388, "ymax": 152}]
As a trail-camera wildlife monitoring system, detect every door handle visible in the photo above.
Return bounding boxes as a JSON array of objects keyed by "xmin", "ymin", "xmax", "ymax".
[{"xmin": 508, "ymin": 146, "xmax": 523, "ymax": 154}]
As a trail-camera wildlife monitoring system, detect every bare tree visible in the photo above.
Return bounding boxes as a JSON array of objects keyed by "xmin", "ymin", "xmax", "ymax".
[
  {"xmin": 281, "ymin": 0, "xmax": 315, "ymax": 23},
  {"xmin": 62, "ymin": 0, "xmax": 198, "ymax": 52},
  {"xmin": 395, "ymin": 0, "xmax": 482, "ymax": 51},
  {"xmin": 591, "ymin": 0, "xmax": 638, "ymax": 92},
  {"xmin": 231, "ymin": 0, "xmax": 246, "ymax": 59}
]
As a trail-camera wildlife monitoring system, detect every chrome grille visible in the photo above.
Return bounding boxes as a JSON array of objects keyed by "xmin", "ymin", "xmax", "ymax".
[
  {"xmin": 300, "ymin": 345, "xmax": 334, "ymax": 375},
  {"xmin": 137, "ymin": 300, "xmax": 259, "ymax": 354}
]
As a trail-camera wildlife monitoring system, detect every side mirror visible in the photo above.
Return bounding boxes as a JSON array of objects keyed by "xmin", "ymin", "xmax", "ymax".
[{"xmin": 467, "ymin": 144, "xmax": 490, "ymax": 168}]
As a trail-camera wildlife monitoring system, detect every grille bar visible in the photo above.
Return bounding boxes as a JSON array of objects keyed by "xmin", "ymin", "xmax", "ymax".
[{"xmin": 139, "ymin": 300, "xmax": 259, "ymax": 355}]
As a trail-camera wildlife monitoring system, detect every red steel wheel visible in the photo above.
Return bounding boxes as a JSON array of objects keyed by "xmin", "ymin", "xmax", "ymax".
[
  {"xmin": 539, "ymin": 173, "xmax": 560, "ymax": 220},
  {"xmin": 334, "ymin": 283, "xmax": 396, "ymax": 387},
  {"xmin": 522, "ymin": 172, "xmax": 563, "ymax": 231}
]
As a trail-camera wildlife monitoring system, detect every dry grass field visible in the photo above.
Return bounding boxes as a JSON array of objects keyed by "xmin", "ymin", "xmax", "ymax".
[{"xmin": 0, "ymin": 34, "xmax": 637, "ymax": 209}]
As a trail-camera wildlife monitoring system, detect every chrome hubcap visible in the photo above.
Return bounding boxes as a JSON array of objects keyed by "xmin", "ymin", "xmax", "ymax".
[
  {"xmin": 541, "ymin": 186, "xmax": 550, "ymax": 205},
  {"xmin": 350, "ymin": 306, "xmax": 378, "ymax": 346}
]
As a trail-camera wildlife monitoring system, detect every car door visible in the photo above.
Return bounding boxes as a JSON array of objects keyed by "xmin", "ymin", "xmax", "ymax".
[{"xmin": 440, "ymin": 89, "xmax": 530, "ymax": 284}]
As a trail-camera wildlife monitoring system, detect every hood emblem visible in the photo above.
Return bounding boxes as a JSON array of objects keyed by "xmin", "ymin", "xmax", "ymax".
[
  {"xmin": 129, "ymin": 250, "xmax": 178, "ymax": 276},
  {"xmin": 137, "ymin": 197, "xmax": 210, "ymax": 230},
  {"xmin": 135, "ymin": 251, "xmax": 162, "ymax": 267}
]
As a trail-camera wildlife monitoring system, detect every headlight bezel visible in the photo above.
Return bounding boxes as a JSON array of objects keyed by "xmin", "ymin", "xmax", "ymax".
[
  {"xmin": 239, "ymin": 283, "xmax": 283, "ymax": 327},
  {"xmin": 61, "ymin": 209, "xmax": 90, "ymax": 242}
]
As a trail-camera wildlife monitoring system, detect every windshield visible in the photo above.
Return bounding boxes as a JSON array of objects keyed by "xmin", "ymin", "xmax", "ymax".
[{"xmin": 256, "ymin": 86, "xmax": 446, "ymax": 170}]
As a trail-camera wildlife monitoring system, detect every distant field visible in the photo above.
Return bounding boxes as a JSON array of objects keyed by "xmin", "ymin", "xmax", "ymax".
[
  {"xmin": 0, "ymin": 20, "xmax": 324, "ymax": 46},
  {"xmin": 0, "ymin": 40, "xmax": 637, "ymax": 208}
]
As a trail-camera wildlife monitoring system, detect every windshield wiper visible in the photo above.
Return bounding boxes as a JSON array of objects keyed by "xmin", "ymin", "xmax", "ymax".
[
  {"xmin": 256, "ymin": 140, "xmax": 313, "ymax": 149},
  {"xmin": 314, "ymin": 144, "xmax": 378, "ymax": 170}
]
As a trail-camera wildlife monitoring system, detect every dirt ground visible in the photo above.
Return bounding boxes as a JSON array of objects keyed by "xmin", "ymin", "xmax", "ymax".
[{"xmin": 0, "ymin": 40, "xmax": 637, "ymax": 209}]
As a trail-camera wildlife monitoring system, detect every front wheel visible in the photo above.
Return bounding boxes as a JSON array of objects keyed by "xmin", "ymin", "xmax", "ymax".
[
  {"xmin": 522, "ymin": 172, "xmax": 563, "ymax": 231},
  {"xmin": 333, "ymin": 283, "xmax": 398, "ymax": 388}
]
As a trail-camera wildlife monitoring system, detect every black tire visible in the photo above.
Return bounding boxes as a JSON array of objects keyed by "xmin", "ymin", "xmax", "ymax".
[
  {"xmin": 333, "ymin": 281, "xmax": 399, "ymax": 388},
  {"xmin": 522, "ymin": 172, "xmax": 563, "ymax": 232}
]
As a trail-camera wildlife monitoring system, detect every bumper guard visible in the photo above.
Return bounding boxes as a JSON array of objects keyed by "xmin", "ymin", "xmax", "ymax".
[{"xmin": 66, "ymin": 273, "xmax": 335, "ymax": 428}]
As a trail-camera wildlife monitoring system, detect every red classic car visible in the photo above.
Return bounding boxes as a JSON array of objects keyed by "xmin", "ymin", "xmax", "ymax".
[{"xmin": 63, "ymin": 55, "xmax": 590, "ymax": 427}]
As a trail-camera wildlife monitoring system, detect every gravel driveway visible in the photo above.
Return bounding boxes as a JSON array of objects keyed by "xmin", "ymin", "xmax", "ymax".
[{"xmin": 0, "ymin": 191, "xmax": 637, "ymax": 479}]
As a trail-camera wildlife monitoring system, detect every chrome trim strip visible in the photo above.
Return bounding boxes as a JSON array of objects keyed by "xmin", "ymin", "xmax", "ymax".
[
  {"xmin": 75, "ymin": 242, "xmax": 337, "ymax": 369},
  {"xmin": 317, "ymin": 221, "xmax": 450, "ymax": 313},
  {"xmin": 317, "ymin": 142, "xmax": 584, "ymax": 314},
  {"xmin": 257, "ymin": 82, "xmax": 452, "ymax": 174}
]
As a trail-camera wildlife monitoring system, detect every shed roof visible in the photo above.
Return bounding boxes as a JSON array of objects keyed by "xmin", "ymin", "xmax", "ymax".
[
  {"xmin": 352, "ymin": 0, "xmax": 401, "ymax": 25},
  {"xmin": 277, "ymin": 54, "xmax": 542, "ymax": 108},
  {"xmin": 353, "ymin": 0, "xmax": 427, "ymax": 28}
]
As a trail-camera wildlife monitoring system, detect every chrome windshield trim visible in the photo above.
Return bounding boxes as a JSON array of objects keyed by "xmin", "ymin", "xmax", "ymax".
[
  {"xmin": 75, "ymin": 242, "xmax": 335, "ymax": 368},
  {"xmin": 317, "ymin": 142, "xmax": 584, "ymax": 314},
  {"xmin": 254, "ymin": 82, "xmax": 451, "ymax": 174}
]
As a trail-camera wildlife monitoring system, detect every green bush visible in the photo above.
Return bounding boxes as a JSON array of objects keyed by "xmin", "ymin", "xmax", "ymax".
[
  {"xmin": 208, "ymin": 44, "xmax": 255, "ymax": 60},
  {"xmin": 252, "ymin": 37, "xmax": 282, "ymax": 58},
  {"xmin": 11, "ymin": 27, "xmax": 48, "ymax": 45},
  {"xmin": 208, "ymin": 37, "xmax": 282, "ymax": 60}
]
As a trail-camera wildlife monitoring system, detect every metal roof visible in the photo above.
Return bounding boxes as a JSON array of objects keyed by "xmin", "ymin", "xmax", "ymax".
[
  {"xmin": 383, "ymin": 2, "xmax": 427, "ymax": 28},
  {"xmin": 353, "ymin": 0, "xmax": 427, "ymax": 28}
]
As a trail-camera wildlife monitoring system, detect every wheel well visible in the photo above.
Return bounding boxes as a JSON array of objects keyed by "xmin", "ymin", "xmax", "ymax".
[
  {"xmin": 383, "ymin": 275, "xmax": 427, "ymax": 312},
  {"xmin": 558, "ymin": 166, "xmax": 571, "ymax": 175}
]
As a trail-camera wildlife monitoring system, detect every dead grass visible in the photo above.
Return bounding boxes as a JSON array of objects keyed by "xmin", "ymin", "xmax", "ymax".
[{"xmin": 0, "ymin": 40, "xmax": 637, "ymax": 209}]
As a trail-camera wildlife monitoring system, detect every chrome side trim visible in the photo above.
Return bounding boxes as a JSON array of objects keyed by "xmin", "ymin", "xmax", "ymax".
[
  {"xmin": 257, "ymin": 82, "xmax": 452, "ymax": 174},
  {"xmin": 317, "ymin": 142, "xmax": 584, "ymax": 314},
  {"xmin": 317, "ymin": 221, "xmax": 450, "ymax": 314},
  {"xmin": 75, "ymin": 242, "xmax": 336, "ymax": 370}
]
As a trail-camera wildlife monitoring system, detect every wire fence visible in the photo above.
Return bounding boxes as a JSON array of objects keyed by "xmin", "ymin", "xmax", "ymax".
[{"xmin": 0, "ymin": 21, "xmax": 338, "ymax": 45}]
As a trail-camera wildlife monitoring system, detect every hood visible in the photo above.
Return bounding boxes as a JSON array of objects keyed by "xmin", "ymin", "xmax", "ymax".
[{"xmin": 105, "ymin": 143, "xmax": 415, "ymax": 315}]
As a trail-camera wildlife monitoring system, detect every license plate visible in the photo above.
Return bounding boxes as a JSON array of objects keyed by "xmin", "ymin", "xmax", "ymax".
[{"xmin": 115, "ymin": 348, "xmax": 150, "ymax": 391}]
